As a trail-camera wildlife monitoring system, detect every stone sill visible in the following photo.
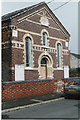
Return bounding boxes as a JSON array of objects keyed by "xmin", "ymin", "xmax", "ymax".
[
  {"xmin": 57, "ymin": 67, "xmax": 63, "ymax": 70},
  {"xmin": 25, "ymin": 67, "xmax": 38, "ymax": 70}
]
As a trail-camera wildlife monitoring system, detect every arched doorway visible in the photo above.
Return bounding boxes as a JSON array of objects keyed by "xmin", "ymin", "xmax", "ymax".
[
  {"xmin": 40, "ymin": 58, "xmax": 48, "ymax": 79},
  {"xmin": 38, "ymin": 53, "xmax": 53, "ymax": 79}
]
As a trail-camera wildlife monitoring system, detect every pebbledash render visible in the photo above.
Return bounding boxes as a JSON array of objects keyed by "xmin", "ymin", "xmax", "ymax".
[{"xmin": 2, "ymin": 2, "xmax": 70, "ymax": 82}]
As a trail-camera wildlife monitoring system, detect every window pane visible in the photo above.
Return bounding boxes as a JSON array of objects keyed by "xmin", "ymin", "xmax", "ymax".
[
  {"xmin": 57, "ymin": 44, "xmax": 59, "ymax": 67},
  {"xmin": 41, "ymin": 58, "xmax": 47, "ymax": 64},
  {"xmin": 25, "ymin": 37, "xmax": 31, "ymax": 67},
  {"xmin": 43, "ymin": 32, "xmax": 47, "ymax": 46},
  {"xmin": 26, "ymin": 38, "xmax": 29, "ymax": 66},
  {"xmin": 29, "ymin": 39, "xmax": 31, "ymax": 66},
  {"xmin": 43, "ymin": 32, "xmax": 45, "ymax": 45},
  {"xmin": 57, "ymin": 43, "xmax": 61, "ymax": 67}
]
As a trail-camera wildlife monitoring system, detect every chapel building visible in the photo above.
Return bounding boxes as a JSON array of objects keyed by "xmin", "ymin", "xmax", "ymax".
[{"xmin": 2, "ymin": 2, "xmax": 70, "ymax": 81}]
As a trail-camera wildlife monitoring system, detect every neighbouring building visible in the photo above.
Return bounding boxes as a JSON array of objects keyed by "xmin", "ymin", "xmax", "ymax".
[
  {"xmin": 70, "ymin": 53, "xmax": 80, "ymax": 68},
  {"xmin": 2, "ymin": 2, "xmax": 70, "ymax": 82},
  {"xmin": 69, "ymin": 53, "xmax": 80, "ymax": 77}
]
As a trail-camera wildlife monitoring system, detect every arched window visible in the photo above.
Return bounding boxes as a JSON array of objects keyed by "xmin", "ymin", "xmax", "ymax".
[
  {"xmin": 25, "ymin": 37, "xmax": 31, "ymax": 67},
  {"xmin": 43, "ymin": 32, "xmax": 47, "ymax": 46},
  {"xmin": 41, "ymin": 58, "xmax": 47, "ymax": 65},
  {"xmin": 57, "ymin": 43, "xmax": 61, "ymax": 67}
]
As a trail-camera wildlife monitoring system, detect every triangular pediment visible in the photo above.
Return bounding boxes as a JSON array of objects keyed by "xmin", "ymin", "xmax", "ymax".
[
  {"xmin": 24, "ymin": 8, "xmax": 59, "ymax": 34},
  {"xmin": 16, "ymin": 3, "xmax": 70, "ymax": 38},
  {"xmin": 2, "ymin": 2, "xmax": 70, "ymax": 38}
]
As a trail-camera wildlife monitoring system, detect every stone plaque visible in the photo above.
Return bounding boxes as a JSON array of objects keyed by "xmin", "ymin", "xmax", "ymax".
[
  {"xmin": 40, "ymin": 16, "xmax": 49, "ymax": 26},
  {"xmin": 12, "ymin": 30, "xmax": 18, "ymax": 37}
]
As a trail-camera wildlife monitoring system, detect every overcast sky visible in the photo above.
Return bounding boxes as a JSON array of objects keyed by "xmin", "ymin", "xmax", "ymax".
[{"xmin": 1, "ymin": 0, "xmax": 79, "ymax": 54}]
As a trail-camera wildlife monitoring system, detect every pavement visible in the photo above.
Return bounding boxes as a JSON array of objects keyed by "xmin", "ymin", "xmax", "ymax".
[{"xmin": 2, "ymin": 92, "xmax": 64, "ymax": 110}]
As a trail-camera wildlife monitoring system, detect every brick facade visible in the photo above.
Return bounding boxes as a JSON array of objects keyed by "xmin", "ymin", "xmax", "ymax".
[{"xmin": 2, "ymin": 2, "xmax": 70, "ymax": 82}]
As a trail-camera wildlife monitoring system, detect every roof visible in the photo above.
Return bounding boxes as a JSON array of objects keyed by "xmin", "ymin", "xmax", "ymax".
[
  {"xmin": 2, "ymin": 2, "xmax": 45, "ymax": 21},
  {"xmin": 2, "ymin": 2, "xmax": 70, "ymax": 37},
  {"xmin": 71, "ymin": 53, "xmax": 80, "ymax": 59}
]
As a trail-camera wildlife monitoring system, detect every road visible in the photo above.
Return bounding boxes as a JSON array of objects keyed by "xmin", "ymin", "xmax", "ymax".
[{"xmin": 2, "ymin": 98, "xmax": 80, "ymax": 119}]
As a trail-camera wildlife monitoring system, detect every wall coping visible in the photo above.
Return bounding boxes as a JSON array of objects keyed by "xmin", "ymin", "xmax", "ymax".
[
  {"xmin": 63, "ymin": 77, "xmax": 80, "ymax": 80},
  {"xmin": 2, "ymin": 79, "xmax": 58, "ymax": 84}
]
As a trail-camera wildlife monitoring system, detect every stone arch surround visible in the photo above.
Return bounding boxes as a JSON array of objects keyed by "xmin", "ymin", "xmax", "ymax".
[{"xmin": 38, "ymin": 52, "xmax": 54, "ymax": 79}]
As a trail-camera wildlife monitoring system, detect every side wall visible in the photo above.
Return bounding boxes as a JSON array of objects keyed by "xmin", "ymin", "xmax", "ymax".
[{"xmin": 2, "ymin": 20, "xmax": 12, "ymax": 81}]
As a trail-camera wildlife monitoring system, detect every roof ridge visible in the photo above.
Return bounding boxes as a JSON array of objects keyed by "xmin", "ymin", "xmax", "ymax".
[
  {"xmin": 71, "ymin": 53, "xmax": 80, "ymax": 59},
  {"xmin": 2, "ymin": 2, "xmax": 45, "ymax": 21},
  {"xmin": 71, "ymin": 53, "xmax": 80, "ymax": 55}
]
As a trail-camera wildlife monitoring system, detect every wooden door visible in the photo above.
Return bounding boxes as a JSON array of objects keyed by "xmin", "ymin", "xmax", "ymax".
[{"xmin": 40, "ymin": 65, "xmax": 47, "ymax": 79}]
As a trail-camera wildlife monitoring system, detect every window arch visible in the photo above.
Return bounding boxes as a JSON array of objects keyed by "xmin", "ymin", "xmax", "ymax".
[
  {"xmin": 41, "ymin": 29, "xmax": 49, "ymax": 47},
  {"xmin": 25, "ymin": 37, "xmax": 31, "ymax": 67},
  {"xmin": 57, "ymin": 43, "xmax": 61, "ymax": 68},
  {"xmin": 43, "ymin": 32, "xmax": 47, "ymax": 46}
]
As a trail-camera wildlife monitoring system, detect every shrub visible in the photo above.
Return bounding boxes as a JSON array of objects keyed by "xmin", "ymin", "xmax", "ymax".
[{"xmin": 69, "ymin": 68, "xmax": 80, "ymax": 77}]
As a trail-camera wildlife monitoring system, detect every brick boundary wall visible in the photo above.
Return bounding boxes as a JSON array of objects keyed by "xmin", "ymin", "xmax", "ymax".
[{"xmin": 2, "ymin": 79, "xmax": 58, "ymax": 101}]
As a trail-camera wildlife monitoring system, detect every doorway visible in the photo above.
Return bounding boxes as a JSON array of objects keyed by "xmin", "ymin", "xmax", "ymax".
[
  {"xmin": 38, "ymin": 54, "xmax": 53, "ymax": 79},
  {"xmin": 40, "ymin": 58, "xmax": 47, "ymax": 79}
]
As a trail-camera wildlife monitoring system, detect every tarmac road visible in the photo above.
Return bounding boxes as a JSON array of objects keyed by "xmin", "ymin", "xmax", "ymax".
[{"xmin": 2, "ymin": 98, "xmax": 80, "ymax": 119}]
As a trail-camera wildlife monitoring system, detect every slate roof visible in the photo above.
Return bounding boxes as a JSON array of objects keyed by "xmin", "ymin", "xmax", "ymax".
[
  {"xmin": 71, "ymin": 53, "xmax": 80, "ymax": 59},
  {"xmin": 2, "ymin": 2, "xmax": 44, "ymax": 21}
]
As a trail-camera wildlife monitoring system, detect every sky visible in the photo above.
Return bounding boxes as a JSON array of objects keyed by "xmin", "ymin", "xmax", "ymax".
[{"xmin": 1, "ymin": 0, "xmax": 79, "ymax": 54}]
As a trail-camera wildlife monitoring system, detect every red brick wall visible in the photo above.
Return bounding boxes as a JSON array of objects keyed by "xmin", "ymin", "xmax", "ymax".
[
  {"xmin": 50, "ymin": 53, "xmax": 57, "ymax": 68},
  {"xmin": 16, "ymin": 20, "xmax": 66, "ymax": 40},
  {"xmin": 2, "ymin": 28, "xmax": 12, "ymax": 64},
  {"xmin": 2, "ymin": 25, "xmax": 12, "ymax": 81},
  {"xmin": 62, "ymin": 41, "xmax": 68, "ymax": 50},
  {"xmin": 49, "ymin": 39, "xmax": 56, "ymax": 48},
  {"xmin": 2, "ymin": 20, "xmax": 11, "ymax": 28},
  {"xmin": 12, "ymin": 48, "xmax": 24, "ymax": 66},
  {"xmin": 33, "ymin": 51, "xmax": 42, "ymax": 68},
  {"xmin": 28, "ymin": 13, "xmax": 58, "ymax": 29},
  {"xmin": 25, "ymin": 70, "xmax": 39, "ymax": 80},
  {"xmin": 63, "ymin": 55, "xmax": 69, "ymax": 66},
  {"xmin": 54, "ymin": 70, "xmax": 64, "ymax": 80},
  {"xmin": 2, "ymin": 79, "xmax": 58, "ymax": 101},
  {"xmin": 2, "ymin": 30, "xmax": 12, "ymax": 42}
]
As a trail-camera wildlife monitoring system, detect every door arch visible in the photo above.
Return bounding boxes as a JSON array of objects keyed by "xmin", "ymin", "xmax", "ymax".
[{"xmin": 38, "ymin": 53, "xmax": 53, "ymax": 79}]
